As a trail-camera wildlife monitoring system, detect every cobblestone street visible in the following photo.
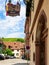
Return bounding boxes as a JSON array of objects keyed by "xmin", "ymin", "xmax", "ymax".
[{"xmin": 0, "ymin": 59, "xmax": 29, "ymax": 65}]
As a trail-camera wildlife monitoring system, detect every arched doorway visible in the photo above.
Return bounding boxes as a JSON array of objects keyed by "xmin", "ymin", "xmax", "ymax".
[{"xmin": 35, "ymin": 10, "xmax": 48, "ymax": 65}]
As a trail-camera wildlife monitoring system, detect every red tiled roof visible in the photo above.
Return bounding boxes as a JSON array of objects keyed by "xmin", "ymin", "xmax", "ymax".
[{"xmin": 3, "ymin": 42, "xmax": 24, "ymax": 50}]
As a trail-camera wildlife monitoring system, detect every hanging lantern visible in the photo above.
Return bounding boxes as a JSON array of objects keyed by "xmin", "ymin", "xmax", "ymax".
[{"xmin": 5, "ymin": 0, "xmax": 21, "ymax": 16}]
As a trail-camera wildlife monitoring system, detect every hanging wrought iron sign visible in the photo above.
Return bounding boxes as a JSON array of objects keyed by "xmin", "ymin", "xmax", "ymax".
[{"xmin": 5, "ymin": 0, "xmax": 21, "ymax": 16}]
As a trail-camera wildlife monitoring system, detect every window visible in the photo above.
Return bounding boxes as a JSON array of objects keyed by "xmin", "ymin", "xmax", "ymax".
[
  {"xmin": 33, "ymin": 52, "xmax": 35, "ymax": 62},
  {"xmin": 12, "ymin": 49, "xmax": 14, "ymax": 51},
  {"xmin": 8, "ymin": 46, "xmax": 12, "ymax": 48},
  {"xmin": 32, "ymin": 34, "xmax": 33, "ymax": 42},
  {"xmin": 15, "ymin": 46, "xmax": 17, "ymax": 48},
  {"xmin": 14, "ymin": 43, "xmax": 16, "ymax": 45},
  {"xmin": 17, "ymin": 49, "xmax": 19, "ymax": 51}
]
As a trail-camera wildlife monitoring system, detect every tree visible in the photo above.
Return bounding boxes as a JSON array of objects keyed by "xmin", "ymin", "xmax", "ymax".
[
  {"xmin": 16, "ymin": 38, "xmax": 25, "ymax": 43},
  {"xmin": 0, "ymin": 38, "xmax": 4, "ymax": 53},
  {"xmin": 4, "ymin": 48, "xmax": 13, "ymax": 56}
]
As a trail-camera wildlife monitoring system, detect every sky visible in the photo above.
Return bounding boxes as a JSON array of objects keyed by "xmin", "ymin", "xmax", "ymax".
[{"xmin": 0, "ymin": 0, "xmax": 26, "ymax": 38}]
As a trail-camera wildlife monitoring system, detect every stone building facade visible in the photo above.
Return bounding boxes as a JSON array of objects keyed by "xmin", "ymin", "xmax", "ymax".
[
  {"xmin": 24, "ymin": 16, "xmax": 30, "ymax": 60},
  {"xmin": 24, "ymin": 0, "xmax": 49, "ymax": 65}
]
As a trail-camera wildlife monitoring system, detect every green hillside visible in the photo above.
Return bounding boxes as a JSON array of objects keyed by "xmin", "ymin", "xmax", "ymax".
[{"xmin": 1, "ymin": 38, "xmax": 25, "ymax": 43}]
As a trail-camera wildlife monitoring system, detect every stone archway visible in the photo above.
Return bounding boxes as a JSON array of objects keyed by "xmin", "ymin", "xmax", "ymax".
[{"xmin": 35, "ymin": 10, "xmax": 48, "ymax": 65}]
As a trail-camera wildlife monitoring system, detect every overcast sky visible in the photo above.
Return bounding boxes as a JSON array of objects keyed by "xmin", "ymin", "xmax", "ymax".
[{"xmin": 0, "ymin": 0, "xmax": 26, "ymax": 38}]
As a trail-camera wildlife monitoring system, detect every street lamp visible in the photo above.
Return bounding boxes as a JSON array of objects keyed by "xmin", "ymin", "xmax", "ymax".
[
  {"xmin": 24, "ymin": 0, "xmax": 30, "ymax": 4},
  {"xmin": 24, "ymin": 0, "xmax": 34, "ymax": 11}
]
